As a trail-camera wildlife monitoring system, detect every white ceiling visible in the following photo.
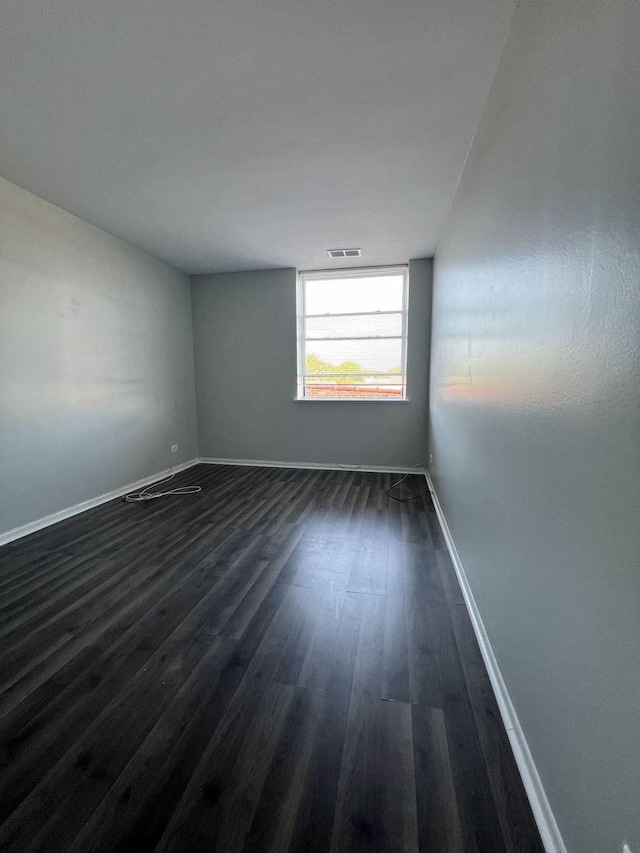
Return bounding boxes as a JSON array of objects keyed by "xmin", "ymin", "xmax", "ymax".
[{"xmin": 0, "ymin": 0, "xmax": 514, "ymax": 274}]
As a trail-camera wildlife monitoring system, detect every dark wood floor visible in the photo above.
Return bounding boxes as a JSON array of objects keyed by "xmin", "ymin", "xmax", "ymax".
[{"xmin": 0, "ymin": 464, "xmax": 543, "ymax": 853}]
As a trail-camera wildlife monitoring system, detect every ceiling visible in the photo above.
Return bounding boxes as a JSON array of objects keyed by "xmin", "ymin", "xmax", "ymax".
[{"xmin": 0, "ymin": 0, "xmax": 514, "ymax": 274}]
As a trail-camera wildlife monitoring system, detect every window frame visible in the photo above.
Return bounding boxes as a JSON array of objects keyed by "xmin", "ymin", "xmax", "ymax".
[{"xmin": 295, "ymin": 264, "xmax": 409, "ymax": 402}]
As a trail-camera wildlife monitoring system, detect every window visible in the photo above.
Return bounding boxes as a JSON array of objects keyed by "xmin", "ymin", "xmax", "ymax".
[{"xmin": 296, "ymin": 266, "xmax": 408, "ymax": 400}]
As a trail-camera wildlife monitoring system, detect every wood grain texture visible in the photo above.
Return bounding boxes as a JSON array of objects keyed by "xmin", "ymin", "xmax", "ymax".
[{"xmin": 0, "ymin": 464, "xmax": 544, "ymax": 852}]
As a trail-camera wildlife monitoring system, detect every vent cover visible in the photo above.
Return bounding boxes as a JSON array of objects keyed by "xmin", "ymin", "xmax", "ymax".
[{"xmin": 327, "ymin": 248, "xmax": 362, "ymax": 259}]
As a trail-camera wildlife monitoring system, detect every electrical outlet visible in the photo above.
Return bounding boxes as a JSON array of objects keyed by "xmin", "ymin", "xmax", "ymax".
[{"xmin": 171, "ymin": 444, "xmax": 179, "ymax": 453}]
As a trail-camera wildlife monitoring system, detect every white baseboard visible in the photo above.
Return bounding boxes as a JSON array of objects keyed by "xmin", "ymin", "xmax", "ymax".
[
  {"xmin": 0, "ymin": 459, "xmax": 200, "ymax": 547},
  {"xmin": 0, "ymin": 457, "xmax": 423, "ymax": 547},
  {"xmin": 425, "ymin": 473, "xmax": 566, "ymax": 853},
  {"xmin": 199, "ymin": 456, "xmax": 426, "ymax": 475}
]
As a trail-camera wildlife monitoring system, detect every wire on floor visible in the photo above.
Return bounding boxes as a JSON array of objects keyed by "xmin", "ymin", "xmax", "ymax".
[
  {"xmin": 386, "ymin": 463, "xmax": 426, "ymax": 502},
  {"xmin": 122, "ymin": 472, "xmax": 202, "ymax": 503}
]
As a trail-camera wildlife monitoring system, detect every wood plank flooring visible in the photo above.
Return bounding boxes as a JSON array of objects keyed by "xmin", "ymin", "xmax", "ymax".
[{"xmin": 0, "ymin": 464, "xmax": 544, "ymax": 852}]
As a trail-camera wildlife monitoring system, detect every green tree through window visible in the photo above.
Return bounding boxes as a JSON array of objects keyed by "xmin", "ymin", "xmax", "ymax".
[{"xmin": 305, "ymin": 354, "xmax": 366, "ymax": 384}]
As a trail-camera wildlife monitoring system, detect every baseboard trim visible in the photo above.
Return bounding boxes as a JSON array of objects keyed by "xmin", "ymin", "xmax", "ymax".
[
  {"xmin": 199, "ymin": 456, "xmax": 426, "ymax": 475},
  {"xmin": 0, "ymin": 459, "xmax": 200, "ymax": 547},
  {"xmin": 425, "ymin": 473, "xmax": 566, "ymax": 853}
]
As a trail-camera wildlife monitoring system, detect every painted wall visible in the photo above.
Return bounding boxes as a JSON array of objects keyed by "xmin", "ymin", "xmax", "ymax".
[
  {"xmin": 429, "ymin": 2, "xmax": 640, "ymax": 852},
  {"xmin": 192, "ymin": 259, "xmax": 431, "ymax": 468},
  {"xmin": 0, "ymin": 177, "xmax": 198, "ymax": 536}
]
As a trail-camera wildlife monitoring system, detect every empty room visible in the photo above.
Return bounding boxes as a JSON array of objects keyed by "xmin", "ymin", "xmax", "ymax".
[{"xmin": 0, "ymin": 0, "xmax": 638, "ymax": 852}]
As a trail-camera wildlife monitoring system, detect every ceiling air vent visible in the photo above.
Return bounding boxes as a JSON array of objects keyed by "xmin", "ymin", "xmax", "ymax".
[{"xmin": 327, "ymin": 248, "xmax": 362, "ymax": 259}]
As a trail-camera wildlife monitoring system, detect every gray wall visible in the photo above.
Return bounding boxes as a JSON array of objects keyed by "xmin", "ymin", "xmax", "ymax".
[
  {"xmin": 192, "ymin": 259, "xmax": 431, "ymax": 468},
  {"xmin": 0, "ymin": 177, "xmax": 198, "ymax": 536},
  {"xmin": 429, "ymin": 2, "xmax": 640, "ymax": 852}
]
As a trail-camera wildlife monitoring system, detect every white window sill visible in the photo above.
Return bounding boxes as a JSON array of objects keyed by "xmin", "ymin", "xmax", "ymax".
[{"xmin": 293, "ymin": 397, "xmax": 409, "ymax": 403}]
